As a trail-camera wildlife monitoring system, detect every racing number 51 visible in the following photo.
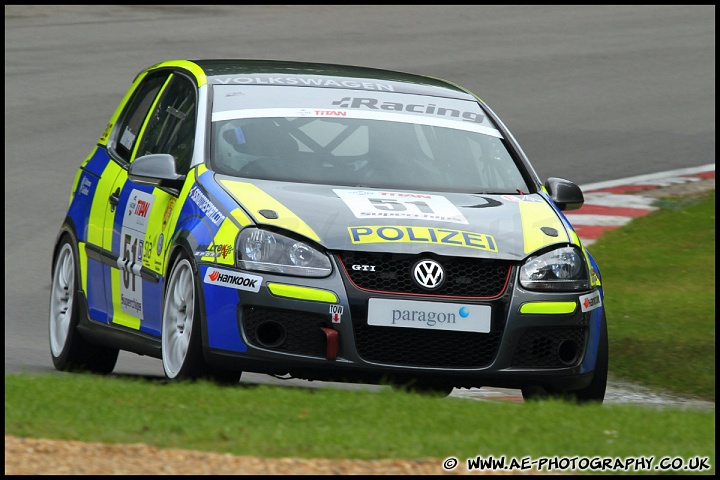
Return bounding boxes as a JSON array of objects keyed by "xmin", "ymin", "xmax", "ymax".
[
  {"xmin": 122, "ymin": 233, "xmax": 140, "ymax": 290},
  {"xmin": 369, "ymin": 198, "xmax": 434, "ymax": 213}
]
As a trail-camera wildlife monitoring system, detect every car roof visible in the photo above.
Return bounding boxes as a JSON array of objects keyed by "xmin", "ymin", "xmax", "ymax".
[{"xmin": 174, "ymin": 59, "xmax": 479, "ymax": 101}]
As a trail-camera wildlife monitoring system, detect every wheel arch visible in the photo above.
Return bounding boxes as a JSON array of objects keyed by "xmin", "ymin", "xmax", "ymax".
[
  {"xmin": 52, "ymin": 219, "xmax": 79, "ymax": 275},
  {"xmin": 163, "ymin": 232, "xmax": 213, "ymax": 354}
]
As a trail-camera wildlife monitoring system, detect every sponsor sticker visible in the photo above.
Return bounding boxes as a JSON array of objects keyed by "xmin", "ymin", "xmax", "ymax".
[
  {"xmin": 334, "ymin": 189, "xmax": 468, "ymax": 224},
  {"xmin": 211, "ymin": 86, "xmax": 503, "ymax": 137},
  {"xmin": 367, "ymin": 298, "xmax": 491, "ymax": 333},
  {"xmin": 579, "ymin": 291, "xmax": 602, "ymax": 312},
  {"xmin": 501, "ymin": 194, "xmax": 542, "ymax": 203},
  {"xmin": 212, "ymin": 75, "xmax": 396, "ymax": 91},
  {"xmin": 79, "ymin": 177, "xmax": 93, "ymax": 196},
  {"xmin": 189, "ymin": 185, "xmax": 226, "ymax": 227},
  {"xmin": 100, "ymin": 122, "xmax": 113, "ymax": 142},
  {"xmin": 119, "ymin": 126, "xmax": 136, "ymax": 151},
  {"xmin": 330, "ymin": 304, "xmax": 343, "ymax": 323},
  {"xmin": 161, "ymin": 198, "xmax": 176, "ymax": 231},
  {"xmin": 126, "ymin": 191, "xmax": 153, "ymax": 229},
  {"xmin": 204, "ymin": 267, "xmax": 262, "ymax": 292},
  {"xmin": 197, "ymin": 243, "xmax": 234, "ymax": 259},
  {"xmin": 117, "ymin": 189, "xmax": 155, "ymax": 319}
]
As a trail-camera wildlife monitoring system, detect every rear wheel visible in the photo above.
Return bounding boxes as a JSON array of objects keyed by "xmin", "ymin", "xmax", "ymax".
[
  {"xmin": 161, "ymin": 254, "xmax": 241, "ymax": 385},
  {"xmin": 49, "ymin": 238, "xmax": 118, "ymax": 374}
]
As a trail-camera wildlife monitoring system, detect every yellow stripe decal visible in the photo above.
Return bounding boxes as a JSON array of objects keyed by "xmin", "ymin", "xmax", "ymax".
[
  {"xmin": 220, "ymin": 181, "xmax": 321, "ymax": 242},
  {"xmin": 111, "ymin": 313, "xmax": 141, "ymax": 329},
  {"xmin": 202, "ymin": 217, "xmax": 241, "ymax": 265},
  {"xmin": 78, "ymin": 241, "xmax": 89, "ymax": 294},
  {"xmin": 230, "ymin": 207, "xmax": 252, "ymax": 227},
  {"xmin": 267, "ymin": 283, "xmax": 338, "ymax": 303},
  {"xmin": 150, "ymin": 60, "xmax": 207, "ymax": 87},
  {"xmin": 519, "ymin": 301, "xmax": 577, "ymax": 315},
  {"xmin": 87, "ymin": 161, "xmax": 123, "ymax": 249},
  {"xmin": 568, "ymin": 228, "xmax": 582, "ymax": 247},
  {"xmin": 142, "ymin": 190, "xmax": 175, "ymax": 274},
  {"xmin": 571, "ymin": 231, "xmax": 602, "ymax": 287},
  {"xmin": 517, "ymin": 201, "xmax": 569, "ymax": 254},
  {"xmin": 69, "ymin": 167, "xmax": 82, "ymax": 207}
]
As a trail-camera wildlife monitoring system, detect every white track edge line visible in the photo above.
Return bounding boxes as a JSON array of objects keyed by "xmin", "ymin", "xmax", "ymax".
[{"xmin": 580, "ymin": 163, "xmax": 715, "ymax": 192}]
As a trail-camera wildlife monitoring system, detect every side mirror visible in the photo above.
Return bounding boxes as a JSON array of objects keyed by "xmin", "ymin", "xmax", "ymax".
[
  {"xmin": 128, "ymin": 154, "xmax": 186, "ymax": 188},
  {"xmin": 544, "ymin": 177, "xmax": 584, "ymax": 211}
]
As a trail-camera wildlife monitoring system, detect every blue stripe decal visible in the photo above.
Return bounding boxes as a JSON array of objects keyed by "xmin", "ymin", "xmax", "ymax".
[
  {"xmin": 201, "ymin": 265, "xmax": 247, "ymax": 352},
  {"xmin": 83, "ymin": 147, "xmax": 112, "ymax": 177},
  {"xmin": 580, "ymin": 306, "xmax": 603, "ymax": 373},
  {"xmin": 86, "ymin": 258, "xmax": 109, "ymax": 323},
  {"xmin": 67, "ymin": 171, "xmax": 99, "ymax": 243},
  {"xmin": 140, "ymin": 279, "xmax": 164, "ymax": 336}
]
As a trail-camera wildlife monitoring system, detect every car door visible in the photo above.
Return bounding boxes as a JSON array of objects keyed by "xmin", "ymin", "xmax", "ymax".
[
  {"xmin": 103, "ymin": 70, "xmax": 197, "ymax": 337},
  {"xmin": 82, "ymin": 71, "xmax": 168, "ymax": 324}
]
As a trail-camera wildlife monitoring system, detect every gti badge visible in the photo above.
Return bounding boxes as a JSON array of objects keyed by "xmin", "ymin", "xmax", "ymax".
[{"xmin": 352, "ymin": 264, "xmax": 376, "ymax": 272}]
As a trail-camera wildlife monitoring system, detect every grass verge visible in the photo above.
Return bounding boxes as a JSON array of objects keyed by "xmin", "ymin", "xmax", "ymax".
[
  {"xmin": 587, "ymin": 189, "xmax": 715, "ymax": 401},
  {"xmin": 3, "ymin": 373, "xmax": 716, "ymax": 473}
]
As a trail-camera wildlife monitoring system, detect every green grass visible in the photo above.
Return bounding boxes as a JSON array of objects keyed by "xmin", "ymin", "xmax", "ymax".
[
  {"xmin": 4, "ymin": 189, "xmax": 716, "ymax": 474},
  {"xmin": 4, "ymin": 374, "xmax": 715, "ymax": 474},
  {"xmin": 587, "ymin": 190, "xmax": 715, "ymax": 401}
]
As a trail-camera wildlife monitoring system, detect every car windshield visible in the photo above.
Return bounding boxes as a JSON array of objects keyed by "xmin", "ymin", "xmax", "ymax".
[{"xmin": 210, "ymin": 86, "xmax": 529, "ymax": 194}]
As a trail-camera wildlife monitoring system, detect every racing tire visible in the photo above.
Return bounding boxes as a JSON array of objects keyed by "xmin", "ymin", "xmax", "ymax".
[
  {"xmin": 161, "ymin": 253, "xmax": 241, "ymax": 385},
  {"xmin": 49, "ymin": 238, "xmax": 119, "ymax": 374},
  {"xmin": 521, "ymin": 311, "xmax": 608, "ymax": 404}
]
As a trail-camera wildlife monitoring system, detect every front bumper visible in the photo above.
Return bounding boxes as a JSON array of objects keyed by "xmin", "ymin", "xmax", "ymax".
[{"xmin": 200, "ymin": 253, "xmax": 602, "ymax": 391}]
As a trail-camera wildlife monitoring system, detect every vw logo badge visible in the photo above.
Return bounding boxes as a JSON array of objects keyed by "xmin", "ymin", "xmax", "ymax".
[{"xmin": 412, "ymin": 259, "xmax": 445, "ymax": 290}]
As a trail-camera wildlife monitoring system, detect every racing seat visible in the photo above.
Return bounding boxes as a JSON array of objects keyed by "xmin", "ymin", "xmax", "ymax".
[
  {"xmin": 217, "ymin": 119, "xmax": 300, "ymax": 178},
  {"xmin": 222, "ymin": 119, "xmax": 299, "ymax": 158}
]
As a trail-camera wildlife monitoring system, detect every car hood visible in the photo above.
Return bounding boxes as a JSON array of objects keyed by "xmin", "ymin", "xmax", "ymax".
[{"xmin": 216, "ymin": 177, "xmax": 571, "ymax": 261}]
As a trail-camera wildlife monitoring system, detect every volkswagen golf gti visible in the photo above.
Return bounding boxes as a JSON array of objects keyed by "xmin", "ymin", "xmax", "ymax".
[{"xmin": 49, "ymin": 59, "xmax": 607, "ymax": 402}]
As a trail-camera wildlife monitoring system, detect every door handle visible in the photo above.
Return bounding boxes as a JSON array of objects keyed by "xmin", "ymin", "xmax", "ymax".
[{"xmin": 109, "ymin": 188, "xmax": 120, "ymax": 212}]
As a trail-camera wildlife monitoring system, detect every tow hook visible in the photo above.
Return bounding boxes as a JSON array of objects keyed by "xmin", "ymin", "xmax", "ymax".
[{"xmin": 321, "ymin": 327, "xmax": 338, "ymax": 361}]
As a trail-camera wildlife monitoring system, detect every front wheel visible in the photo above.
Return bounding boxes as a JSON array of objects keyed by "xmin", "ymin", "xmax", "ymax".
[
  {"xmin": 522, "ymin": 311, "xmax": 608, "ymax": 404},
  {"xmin": 161, "ymin": 254, "xmax": 241, "ymax": 385},
  {"xmin": 49, "ymin": 238, "xmax": 118, "ymax": 374}
]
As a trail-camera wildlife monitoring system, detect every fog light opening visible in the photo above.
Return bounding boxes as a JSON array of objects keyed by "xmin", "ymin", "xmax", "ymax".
[
  {"xmin": 256, "ymin": 321, "xmax": 287, "ymax": 348},
  {"xmin": 557, "ymin": 339, "xmax": 580, "ymax": 366}
]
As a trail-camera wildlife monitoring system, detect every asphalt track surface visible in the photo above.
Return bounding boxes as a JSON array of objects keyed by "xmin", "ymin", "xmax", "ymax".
[{"xmin": 4, "ymin": 6, "xmax": 715, "ymax": 407}]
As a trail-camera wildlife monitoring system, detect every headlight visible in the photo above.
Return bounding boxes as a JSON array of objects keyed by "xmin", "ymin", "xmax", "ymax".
[
  {"xmin": 237, "ymin": 228, "xmax": 332, "ymax": 277},
  {"xmin": 519, "ymin": 246, "xmax": 589, "ymax": 291}
]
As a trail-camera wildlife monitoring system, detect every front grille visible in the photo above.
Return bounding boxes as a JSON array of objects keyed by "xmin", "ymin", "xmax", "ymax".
[
  {"xmin": 337, "ymin": 252, "xmax": 510, "ymax": 297},
  {"xmin": 511, "ymin": 327, "xmax": 586, "ymax": 368},
  {"xmin": 353, "ymin": 324, "xmax": 502, "ymax": 368},
  {"xmin": 242, "ymin": 306, "xmax": 329, "ymax": 357}
]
